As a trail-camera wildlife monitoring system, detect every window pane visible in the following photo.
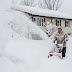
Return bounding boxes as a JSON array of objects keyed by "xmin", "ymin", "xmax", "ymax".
[
  {"xmin": 57, "ymin": 24, "xmax": 59, "ymax": 26},
  {"xmin": 33, "ymin": 18, "xmax": 36, "ymax": 22},
  {"xmin": 37, "ymin": 18, "xmax": 41, "ymax": 26},
  {"xmin": 42, "ymin": 19, "xmax": 43, "ymax": 22},
  {"xmin": 57, "ymin": 20, "xmax": 60, "ymax": 26},
  {"xmin": 57, "ymin": 21, "xmax": 59, "ymax": 23},
  {"xmin": 65, "ymin": 20, "xmax": 70, "ymax": 27},
  {"xmin": 42, "ymin": 23, "xmax": 43, "ymax": 26}
]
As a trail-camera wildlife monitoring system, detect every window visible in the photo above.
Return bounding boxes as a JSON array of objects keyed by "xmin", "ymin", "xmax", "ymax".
[
  {"xmin": 32, "ymin": 17, "xmax": 36, "ymax": 22},
  {"xmin": 56, "ymin": 19, "xmax": 61, "ymax": 26},
  {"xmin": 37, "ymin": 18, "xmax": 41, "ymax": 26},
  {"xmin": 32, "ymin": 17, "xmax": 45, "ymax": 26},
  {"xmin": 65, "ymin": 20, "xmax": 70, "ymax": 27}
]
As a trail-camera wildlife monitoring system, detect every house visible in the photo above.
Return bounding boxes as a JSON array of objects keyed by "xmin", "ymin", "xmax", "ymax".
[{"xmin": 11, "ymin": 5, "xmax": 72, "ymax": 35}]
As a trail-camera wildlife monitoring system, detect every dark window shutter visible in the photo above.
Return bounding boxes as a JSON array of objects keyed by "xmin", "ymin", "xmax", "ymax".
[
  {"xmin": 44, "ymin": 18, "xmax": 45, "ymax": 22},
  {"xmin": 32, "ymin": 17, "xmax": 33, "ymax": 22},
  {"xmin": 65, "ymin": 20, "xmax": 66, "ymax": 27},
  {"xmin": 56, "ymin": 19, "xmax": 57, "ymax": 26},
  {"xmin": 60, "ymin": 20, "xmax": 61, "ymax": 26}
]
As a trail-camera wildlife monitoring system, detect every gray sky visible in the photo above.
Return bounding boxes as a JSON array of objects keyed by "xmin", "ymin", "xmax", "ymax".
[{"xmin": 62, "ymin": 0, "xmax": 72, "ymax": 15}]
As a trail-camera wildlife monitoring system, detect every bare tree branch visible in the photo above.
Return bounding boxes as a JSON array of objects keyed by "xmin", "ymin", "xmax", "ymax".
[
  {"xmin": 20, "ymin": 0, "xmax": 36, "ymax": 7},
  {"xmin": 56, "ymin": 0, "xmax": 62, "ymax": 10},
  {"xmin": 45, "ymin": 0, "xmax": 49, "ymax": 9},
  {"xmin": 52, "ymin": 0, "xmax": 56, "ymax": 10},
  {"xmin": 38, "ymin": 0, "xmax": 62, "ymax": 11}
]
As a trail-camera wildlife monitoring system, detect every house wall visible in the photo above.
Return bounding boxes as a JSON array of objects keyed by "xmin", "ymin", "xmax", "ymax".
[
  {"xmin": 53, "ymin": 19, "xmax": 72, "ymax": 34},
  {"xmin": 46, "ymin": 18, "xmax": 72, "ymax": 34},
  {"xmin": 30, "ymin": 15, "xmax": 47, "ymax": 32},
  {"xmin": 29, "ymin": 14, "xmax": 72, "ymax": 34},
  {"xmin": 62, "ymin": 20, "xmax": 72, "ymax": 34},
  {"xmin": 45, "ymin": 18, "xmax": 52, "ymax": 23}
]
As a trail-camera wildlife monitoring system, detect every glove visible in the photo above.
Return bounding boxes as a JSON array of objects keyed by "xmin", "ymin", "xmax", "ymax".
[{"xmin": 53, "ymin": 40, "xmax": 56, "ymax": 43}]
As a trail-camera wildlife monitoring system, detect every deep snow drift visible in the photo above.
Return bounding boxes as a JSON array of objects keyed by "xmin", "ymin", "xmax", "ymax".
[
  {"xmin": 0, "ymin": 36, "xmax": 72, "ymax": 72},
  {"xmin": 0, "ymin": 0, "xmax": 72, "ymax": 72},
  {"xmin": 0, "ymin": 0, "xmax": 12, "ymax": 50}
]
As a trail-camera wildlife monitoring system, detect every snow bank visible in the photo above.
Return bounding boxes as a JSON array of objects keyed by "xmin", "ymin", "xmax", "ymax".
[
  {"xmin": 4, "ymin": 37, "xmax": 53, "ymax": 65},
  {"xmin": 11, "ymin": 5, "xmax": 72, "ymax": 19},
  {"xmin": 9, "ymin": 10, "xmax": 48, "ymax": 40},
  {"xmin": 0, "ymin": 36, "xmax": 71, "ymax": 72},
  {"xmin": 0, "ymin": 10, "xmax": 10, "ymax": 50}
]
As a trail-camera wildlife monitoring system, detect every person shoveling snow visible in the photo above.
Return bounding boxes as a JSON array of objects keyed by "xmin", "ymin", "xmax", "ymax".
[{"xmin": 48, "ymin": 26, "xmax": 69, "ymax": 59}]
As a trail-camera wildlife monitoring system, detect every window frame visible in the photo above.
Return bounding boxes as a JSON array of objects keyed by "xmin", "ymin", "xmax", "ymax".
[
  {"xmin": 32, "ymin": 17, "xmax": 45, "ymax": 26},
  {"xmin": 65, "ymin": 20, "xmax": 70, "ymax": 27},
  {"xmin": 56, "ymin": 19, "xmax": 61, "ymax": 26}
]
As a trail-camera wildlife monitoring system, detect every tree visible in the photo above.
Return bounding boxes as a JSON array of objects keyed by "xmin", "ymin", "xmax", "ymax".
[
  {"xmin": 20, "ymin": 0, "xmax": 36, "ymax": 7},
  {"xmin": 38, "ymin": 0, "xmax": 62, "ymax": 11}
]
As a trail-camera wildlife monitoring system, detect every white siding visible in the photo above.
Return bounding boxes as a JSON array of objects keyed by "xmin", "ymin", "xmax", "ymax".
[{"xmin": 30, "ymin": 15, "xmax": 72, "ymax": 34}]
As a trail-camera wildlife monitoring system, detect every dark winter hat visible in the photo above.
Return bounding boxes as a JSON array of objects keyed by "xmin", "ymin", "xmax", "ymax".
[{"xmin": 58, "ymin": 26, "xmax": 62, "ymax": 30}]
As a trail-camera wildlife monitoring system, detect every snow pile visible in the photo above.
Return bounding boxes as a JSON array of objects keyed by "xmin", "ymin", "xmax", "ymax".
[
  {"xmin": 8, "ymin": 24, "xmax": 28, "ymax": 40},
  {"xmin": 0, "ymin": 1, "xmax": 72, "ymax": 72},
  {"xmin": 0, "ymin": 10, "xmax": 11, "ymax": 50},
  {"xmin": 4, "ymin": 38, "xmax": 53, "ymax": 64},
  {"xmin": 0, "ymin": 36, "xmax": 71, "ymax": 72},
  {"xmin": 11, "ymin": 5, "xmax": 72, "ymax": 19},
  {"xmin": 0, "ymin": 23, "xmax": 8, "ymax": 50},
  {"xmin": 9, "ymin": 10, "xmax": 48, "ymax": 40}
]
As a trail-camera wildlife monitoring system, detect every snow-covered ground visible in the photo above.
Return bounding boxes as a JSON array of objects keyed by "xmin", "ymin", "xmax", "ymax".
[
  {"xmin": 0, "ymin": 36, "xmax": 72, "ymax": 72},
  {"xmin": 0, "ymin": 0, "xmax": 72, "ymax": 72},
  {"xmin": 0, "ymin": 0, "xmax": 11, "ymax": 50}
]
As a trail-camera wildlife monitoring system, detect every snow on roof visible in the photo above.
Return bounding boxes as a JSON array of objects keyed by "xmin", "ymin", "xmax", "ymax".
[{"xmin": 11, "ymin": 5, "xmax": 72, "ymax": 20}]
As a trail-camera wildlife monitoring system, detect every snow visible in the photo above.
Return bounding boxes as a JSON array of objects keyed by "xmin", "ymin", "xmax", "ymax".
[
  {"xmin": 0, "ymin": 36, "xmax": 72, "ymax": 72},
  {"xmin": 11, "ymin": 5, "xmax": 72, "ymax": 19},
  {"xmin": 8, "ymin": 9, "xmax": 48, "ymax": 40},
  {"xmin": 0, "ymin": 0, "xmax": 72, "ymax": 72},
  {"xmin": 0, "ymin": 1, "xmax": 11, "ymax": 50}
]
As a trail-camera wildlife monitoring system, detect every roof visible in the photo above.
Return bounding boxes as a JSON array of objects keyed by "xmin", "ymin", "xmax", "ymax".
[{"xmin": 11, "ymin": 5, "xmax": 72, "ymax": 20}]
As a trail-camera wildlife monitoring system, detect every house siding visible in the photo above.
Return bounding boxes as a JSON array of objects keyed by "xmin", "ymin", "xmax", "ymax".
[
  {"xmin": 63, "ymin": 20, "xmax": 72, "ymax": 34},
  {"xmin": 45, "ymin": 18, "xmax": 72, "ymax": 34},
  {"xmin": 29, "ymin": 14, "xmax": 72, "ymax": 34},
  {"xmin": 45, "ymin": 18, "xmax": 52, "ymax": 23}
]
